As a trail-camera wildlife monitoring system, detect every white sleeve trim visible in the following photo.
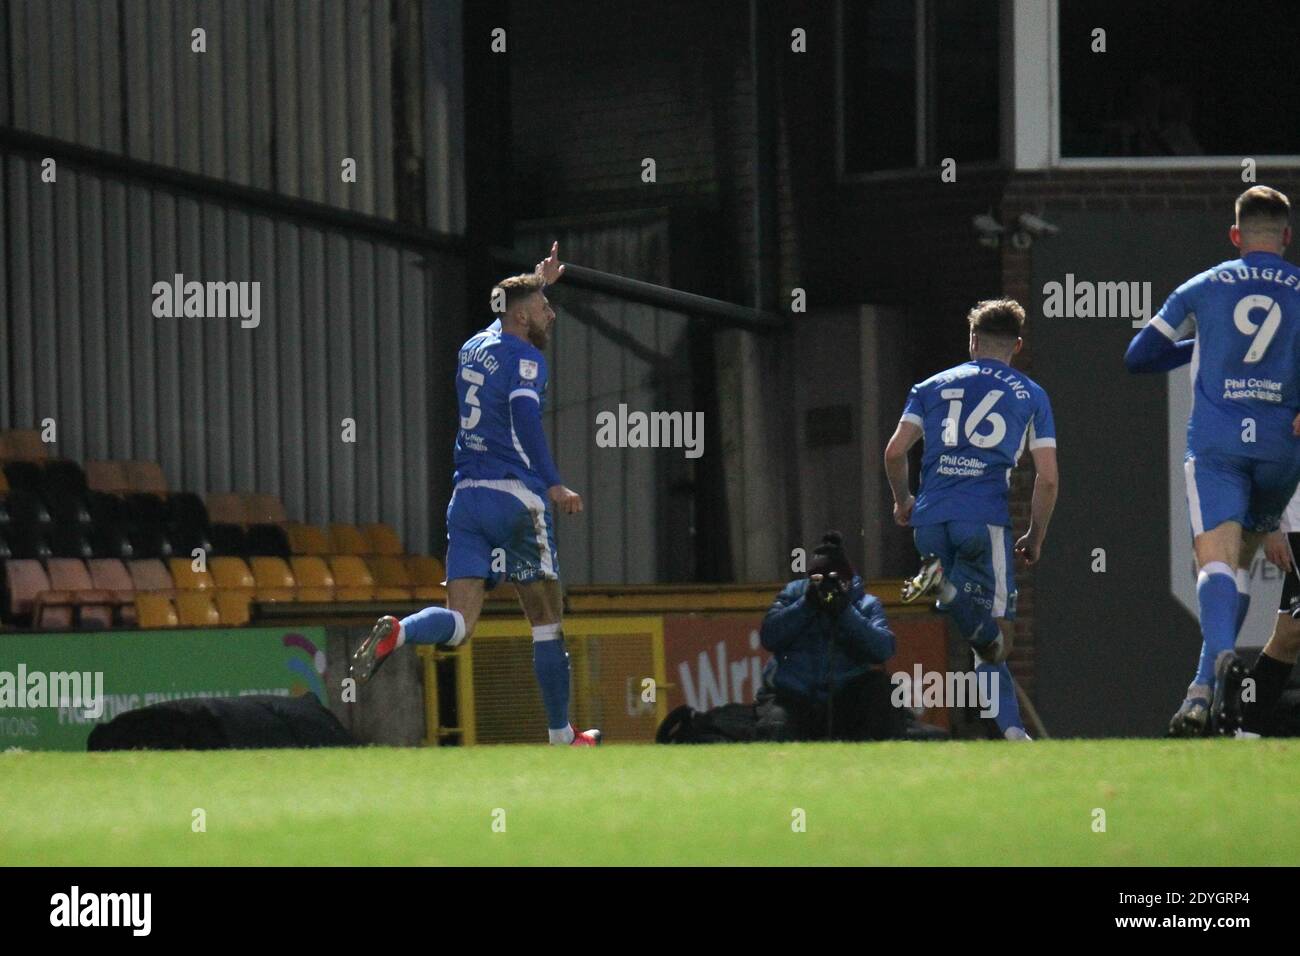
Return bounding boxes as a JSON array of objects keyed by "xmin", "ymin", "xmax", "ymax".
[
  {"xmin": 1029, "ymin": 437, "xmax": 1056, "ymax": 449},
  {"xmin": 1151, "ymin": 313, "xmax": 1195, "ymax": 340},
  {"xmin": 900, "ymin": 412, "xmax": 923, "ymax": 427},
  {"xmin": 509, "ymin": 388, "xmax": 540, "ymax": 402},
  {"xmin": 1150, "ymin": 316, "xmax": 1179, "ymax": 340}
]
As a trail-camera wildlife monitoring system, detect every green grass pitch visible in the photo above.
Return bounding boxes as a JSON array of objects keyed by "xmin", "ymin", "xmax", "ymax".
[{"xmin": 3, "ymin": 740, "xmax": 1298, "ymax": 866}]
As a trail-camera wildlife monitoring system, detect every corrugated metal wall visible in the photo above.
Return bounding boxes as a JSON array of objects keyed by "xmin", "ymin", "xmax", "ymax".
[
  {"xmin": 3, "ymin": 0, "xmax": 464, "ymax": 232},
  {"xmin": 0, "ymin": 1, "xmax": 466, "ymax": 553},
  {"xmin": 0, "ymin": 154, "xmax": 461, "ymax": 552},
  {"xmin": 516, "ymin": 218, "xmax": 695, "ymax": 585}
]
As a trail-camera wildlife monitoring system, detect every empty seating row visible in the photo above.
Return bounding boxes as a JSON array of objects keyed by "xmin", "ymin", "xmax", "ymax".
[
  {"xmin": 0, "ymin": 429, "xmax": 49, "ymax": 462},
  {"xmin": 2, "ymin": 554, "xmax": 447, "ymax": 629}
]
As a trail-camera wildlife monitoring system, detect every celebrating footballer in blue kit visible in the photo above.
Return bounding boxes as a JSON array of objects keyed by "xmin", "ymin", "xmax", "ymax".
[
  {"xmin": 351, "ymin": 243, "xmax": 601, "ymax": 747},
  {"xmin": 1125, "ymin": 186, "xmax": 1300, "ymax": 737},
  {"xmin": 884, "ymin": 298, "xmax": 1060, "ymax": 741}
]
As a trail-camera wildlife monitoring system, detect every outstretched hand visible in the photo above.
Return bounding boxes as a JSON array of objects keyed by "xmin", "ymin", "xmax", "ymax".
[{"xmin": 536, "ymin": 241, "xmax": 565, "ymax": 286}]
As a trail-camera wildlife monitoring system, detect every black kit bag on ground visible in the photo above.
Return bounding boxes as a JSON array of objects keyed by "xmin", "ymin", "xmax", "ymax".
[
  {"xmin": 87, "ymin": 693, "xmax": 355, "ymax": 750},
  {"xmin": 656, "ymin": 703, "xmax": 760, "ymax": 744}
]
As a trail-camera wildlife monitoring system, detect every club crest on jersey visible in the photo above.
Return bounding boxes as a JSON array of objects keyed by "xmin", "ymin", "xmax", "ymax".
[{"xmin": 518, "ymin": 359, "xmax": 539, "ymax": 381}]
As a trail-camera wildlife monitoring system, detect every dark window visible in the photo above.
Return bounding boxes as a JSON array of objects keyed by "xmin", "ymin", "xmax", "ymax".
[
  {"xmin": 843, "ymin": 0, "xmax": 918, "ymax": 173},
  {"xmin": 1060, "ymin": 0, "xmax": 1300, "ymax": 158},
  {"xmin": 842, "ymin": 0, "xmax": 999, "ymax": 175},
  {"xmin": 928, "ymin": 0, "xmax": 1000, "ymax": 163}
]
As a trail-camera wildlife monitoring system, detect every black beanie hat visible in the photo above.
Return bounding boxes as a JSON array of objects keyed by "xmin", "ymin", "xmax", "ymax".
[{"xmin": 808, "ymin": 531, "xmax": 854, "ymax": 580}]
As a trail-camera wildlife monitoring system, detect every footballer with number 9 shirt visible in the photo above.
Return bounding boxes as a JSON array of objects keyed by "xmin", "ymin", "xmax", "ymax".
[{"xmin": 1126, "ymin": 186, "xmax": 1300, "ymax": 736}]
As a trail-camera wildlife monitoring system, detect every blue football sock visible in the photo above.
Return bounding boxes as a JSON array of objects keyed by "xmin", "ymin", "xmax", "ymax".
[
  {"xmin": 977, "ymin": 660, "xmax": 1023, "ymax": 735},
  {"xmin": 1192, "ymin": 563, "xmax": 1239, "ymax": 689},
  {"xmin": 945, "ymin": 589, "xmax": 1001, "ymax": 648},
  {"xmin": 398, "ymin": 606, "xmax": 465, "ymax": 646},
  {"xmin": 532, "ymin": 625, "xmax": 571, "ymax": 731}
]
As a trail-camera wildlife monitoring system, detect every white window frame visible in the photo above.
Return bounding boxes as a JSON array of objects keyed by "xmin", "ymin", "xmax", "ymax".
[{"xmin": 1039, "ymin": 0, "xmax": 1300, "ymax": 169}]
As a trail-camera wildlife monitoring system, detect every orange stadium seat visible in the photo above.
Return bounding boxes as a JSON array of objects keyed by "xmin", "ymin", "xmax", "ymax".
[
  {"xmin": 124, "ymin": 460, "xmax": 167, "ymax": 495},
  {"xmin": 249, "ymin": 556, "xmax": 296, "ymax": 602},
  {"xmin": 286, "ymin": 523, "xmax": 331, "ymax": 555},
  {"xmin": 405, "ymin": 556, "xmax": 446, "ymax": 600},
  {"xmin": 329, "ymin": 524, "xmax": 370, "ymax": 555},
  {"xmin": 367, "ymin": 556, "xmax": 413, "ymax": 601},
  {"xmin": 135, "ymin": 593, "xmax": 178, "ymax": 628},
  {"xmin": 205, "ymin": 492, "xmax": 247, "ymax": 526},
  {"xmin": 289, "ymin": 556, "xmax": 335, "ymax": 602},
  {"xmin": 243, "ymin": 493, "xmax": 288, "ymax": 525},
  {"xmin": 328, "ymin": 555, "xmax": 375, "ymax": 601},
  {"xmin": 0, "ymin": 429, "xmax": 48, "ymax": 461},
  {"xmin": 85, "ymin": 460, "xmax": 130, "ymax": 494},
  {"xmin": 362, "ymin": 523, "xmax": 404, "ymax": 556}
]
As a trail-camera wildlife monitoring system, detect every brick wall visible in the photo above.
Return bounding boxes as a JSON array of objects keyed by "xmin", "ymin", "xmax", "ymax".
[{"xmin": 493, "ymin": 0, "xmax": 1300, "ymax": 717}]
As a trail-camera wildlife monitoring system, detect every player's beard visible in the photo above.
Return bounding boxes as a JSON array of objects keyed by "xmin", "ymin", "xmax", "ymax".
[{"xmin": 526, "ymin": 317, "xmax": 550, "ymax": 350}]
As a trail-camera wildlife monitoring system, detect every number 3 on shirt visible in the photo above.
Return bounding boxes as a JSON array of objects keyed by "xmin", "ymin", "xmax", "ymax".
[
  {"xmin": 460, "ymin": 366, "xmax": 485, "ymax": 430},
  {"xmin": 940, "ymin": 387, "xmax": 1006, "ymax": 449}
]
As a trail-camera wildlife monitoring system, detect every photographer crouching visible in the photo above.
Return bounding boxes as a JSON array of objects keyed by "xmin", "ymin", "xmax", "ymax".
[{"xmin": 755, "ymin": 532, "xmax": 912, "ymax": 742}]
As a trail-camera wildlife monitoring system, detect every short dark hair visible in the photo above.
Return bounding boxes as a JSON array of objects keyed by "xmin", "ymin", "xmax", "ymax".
[
  {"xmin": 1235, "ymin": 186, "xmax": 1291, "ymax": 231},
  {"xmin": 494, "ymin": 272, "xmax": 545, "ymax": 314},
  {"xmin": 967, "ymin": 298, "xmax": 1025, "ymax": 339}
]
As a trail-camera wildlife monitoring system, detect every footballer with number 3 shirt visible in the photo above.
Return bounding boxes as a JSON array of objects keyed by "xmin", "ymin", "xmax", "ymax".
[{"xmin": 351, "ymin": 243, "xmax": 601, "ymax": 747}]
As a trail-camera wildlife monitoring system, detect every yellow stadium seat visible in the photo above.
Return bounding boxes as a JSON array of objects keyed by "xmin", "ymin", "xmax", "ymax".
[
  {"xmin": 168, "ymin": 557, "xmax": 214, "ymax": 591},
  {"xmin": 289, "ymin": 556, "xmax": 335, "ymax": 602},
  {"xmin": 405, "ymin": 556, "xmax": 446, "ymax": 600},
  {"xmin": 215, "ymin": 592, "xmax": 252, "ymax": 626},
  {"xmin": 209, "ymin": 556, "xmax": 255, "ymax": 591},
  {"xmin": 175, "ymin": 592, "xmax": 220, "ymax": 627},
  {"xmin": 367, "ymin": 556, "xmax": 413, "ymax": 601},
  {"xmin": 135, "ymin": 594, "xmax": 178, "ymax": 629},
  {"xmin": 286, "ymin": 522, "xmax": 331, "ymax": 555},
  {"xmin": 249, "ymin": 556, "xmax": 296, "ymax": 602},
  {"xmin": 328, "ymin": 555, "xmax": 375, "ymax": 601},
  {"xmin": 362, "ymin": 523, "xmax": 404, "ymax": 555},
  {"xmin": 329, "ymin": 523, "xmax": 369, "ymax": 555}
]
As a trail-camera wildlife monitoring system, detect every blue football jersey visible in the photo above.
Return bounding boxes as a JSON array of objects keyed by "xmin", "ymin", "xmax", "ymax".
[
  {"xmin": 1155, "ymin": 251, "xmax": 1300, "ymax": 462},
  {"xmin": 452, "ymin": 319, "xmax": 551, "ymax": 493},
  {"xmin": 901, "ymin": 358, "xmax": 1056, "ymax": 527}
]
